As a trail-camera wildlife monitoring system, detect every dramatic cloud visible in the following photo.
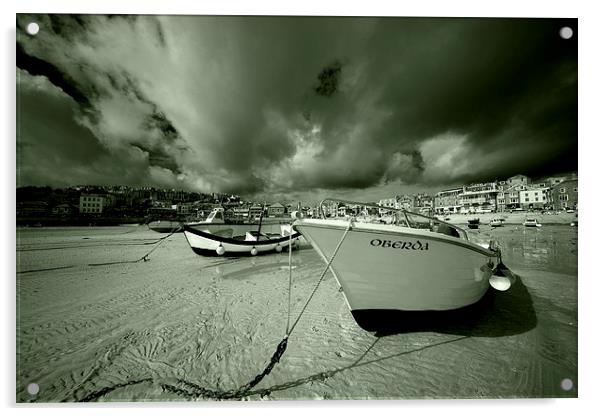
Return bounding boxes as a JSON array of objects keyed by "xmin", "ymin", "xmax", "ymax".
[{"xmin": 16, "ymin": 15, "xmax": 577, "ymax": 199}]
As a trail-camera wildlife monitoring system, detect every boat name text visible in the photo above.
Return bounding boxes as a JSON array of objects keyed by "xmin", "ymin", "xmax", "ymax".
[{"xmin": 369, "ymin": 239, "xmax": 429, "ymax": 251}]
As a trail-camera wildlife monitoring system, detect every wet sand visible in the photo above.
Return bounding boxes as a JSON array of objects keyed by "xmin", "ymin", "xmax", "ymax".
[{"xmin": 16, "ymin": 224, "xmax": 577, "ymax": 402}]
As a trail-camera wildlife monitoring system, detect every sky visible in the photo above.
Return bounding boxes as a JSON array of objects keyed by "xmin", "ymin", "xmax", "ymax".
[{"xmin": 16, "ymin": 15, "xmax": 577, "ymax": 203}]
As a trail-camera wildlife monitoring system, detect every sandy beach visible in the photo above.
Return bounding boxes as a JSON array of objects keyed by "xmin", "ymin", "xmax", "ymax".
[{"xmin": 16, "ymin": 224, "xmax": 577, "ymax": 402}]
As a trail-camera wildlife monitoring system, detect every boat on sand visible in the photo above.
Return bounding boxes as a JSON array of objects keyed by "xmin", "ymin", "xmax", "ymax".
[
  {"xmin": 183, "ymin": 224, "xmax": 301, "ymax": 256},
  {"xmin": 467, "ymin": 218, "xmax": 480, "ymax": 229},
  {"xmin": 523, "ymin": 218, "xmax": 542, "ymax": 228},
  {"xmin": 293, "ymin": 199, "xmax": 515, "ymax": 331},
  {"xmin": 490, "ymin": 218, "xmax": 504, "ymax": 228}
]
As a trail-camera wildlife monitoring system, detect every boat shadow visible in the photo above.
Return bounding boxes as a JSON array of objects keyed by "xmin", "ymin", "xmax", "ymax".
[{"xmin": 360, "ymin": 275, "xmax": 537, "ymax": 338}]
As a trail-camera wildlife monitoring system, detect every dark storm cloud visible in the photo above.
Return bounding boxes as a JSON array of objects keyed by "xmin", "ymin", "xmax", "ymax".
[
  {"xmin": 16, "ymin": 70, "xmax": 151, "ymax": 187},
  {"xmin": 16, "ymin": 42, "xmax": 91, "ymax": 108},
  {"xmin": 16, "ymin": 15, "xmax": 577, "ymax": 197},
  {"xmin": 17, "ymin": 14, "xmax": 186, "ymax": 181}
]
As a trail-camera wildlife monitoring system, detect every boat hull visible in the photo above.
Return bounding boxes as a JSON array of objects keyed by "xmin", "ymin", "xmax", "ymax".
[
  {"xmin": 148, "ymin": 221, "xmax": 183, "ymax": 233},
  {"xmin": 293, "ymin": 220, "xmax": 498, "ymax": 316},
  {"xmin": 183, "ymin": 226, "xmax": 301, "ymax": 257}
]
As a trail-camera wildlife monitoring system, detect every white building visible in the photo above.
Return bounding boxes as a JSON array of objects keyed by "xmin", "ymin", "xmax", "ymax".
[
  {"xmin": 459, "ymin": 182, "xmax": 498, "ymax": 213},
  {"xmin": 507, "ymin": 174, "xmax": 531, "ymax": 187},
  {"xmin": 434, "ymin": 188, "xmax": 463, "ymax": 214},
  {"xmin": 378, "ymin": 198, "xmax": 399, "ymax": 215},
  {"xmin": 519, "ymin": 186, "xmax": 549, "ymax": 209},
  {"xmin": 79, "ymin": 194, "xmax": 111, "ymax": 214}
]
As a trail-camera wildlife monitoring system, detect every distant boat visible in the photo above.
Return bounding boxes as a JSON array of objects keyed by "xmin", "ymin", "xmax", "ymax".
[
  {"xmin": 148, "ymin": 220, "xmax": 183, "ymax": 233},
  {"xmin": 490, "ymin": 218, "xmax": 504, "ymax": 228},
  {"xmin": 467, "ymin": 218, "xmax": 480, "ymax": 229},
  {"xmin": 523, "ymin": 218, "xmax": 542, "ymax": 228},
  {"xmin": 183, "ymin": 225, "xmax": 301, "ymax": 256},
  {"xmin": 293, "ymin": 199, "xmax": 515, "ymax": 331},
  {"xmin": 149, "ymin": 207, "xmax": 227, "ymax": 233}
]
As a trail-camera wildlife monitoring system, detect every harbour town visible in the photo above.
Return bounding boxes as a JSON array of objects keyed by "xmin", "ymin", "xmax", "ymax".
[{"xmin": 16, "ymin": 172, "xmax": 578, "ymax": 227}]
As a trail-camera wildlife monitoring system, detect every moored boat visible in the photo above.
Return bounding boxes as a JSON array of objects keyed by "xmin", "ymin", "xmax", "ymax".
[
  {"xmin": 183, "ymin": 224, "xmax": 301, "ymax": 256},
  {"xmin": 293, "ymin": 199, "xmax": 514, "ymax": 331},
  {"xmin": 523, "ymin": 218, "xmax": 542, "ymax": 228},
  {"xmin": 490, "ymin": 218, "xmax": 504, "ymax": 228},
  {"xmin": 467, "ymin": 218, "xmax": 480, "ymax": 229}
]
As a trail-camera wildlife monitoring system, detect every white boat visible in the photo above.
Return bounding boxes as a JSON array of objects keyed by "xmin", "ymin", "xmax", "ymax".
[
  {"xmin": 293, "ymin": 199, "xmax": 514, "ymax": 330},
  {"xmin": 183, "ymin": 223, "xmax": 301, "ymax": 257},
  {"xmin": 490, "ymin": 218, "xmax": 504, "ymax": 228},
  {"xmin": 148, "ymin": 220, "xmax": 183, "ymax": 233},
  {"xmin": 523, "ymin": 218, "xmax": 542, "ymax": 228}
]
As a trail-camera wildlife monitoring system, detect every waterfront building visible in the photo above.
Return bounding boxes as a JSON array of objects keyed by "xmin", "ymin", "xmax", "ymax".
[
  {"xmin": 378, "ymin": 198, "xmax": 399, "ymax": 215},
  {"xmin": 397, "ymin": 195, "xmax": 415, "ymax": 211},
  {"xmin": 519, "ymin": 186, "xmax": 550, "ymax": 210},
  {"xmin": 497, "ymin": 181, "xmax": 522, "ymax": 212},
  {"xmin": 507, "ymin": 174, "xmax": 531, "ymax": 187},
  {"xmin": 51, "ymin": 203, "xmax": 76, "ymax": 217},
  {"xmin": 549, "ymin": 179, "xmax": 578, "ymax": 211},
  {"xmin": 231, "ymin": 206, "xmax": 250, "ymax": 219},
  {"xmin": 267, "ymin": 203, "xmax": 286, "ymax": 217},
  {"xmin": 79, "ymin": 194, "xmax": 114, "ymax": 214},
  {"xmin": 458, "ymin": 182, "xmax": 498, "ymax": 213},
  {"xmin": 414, "ymin": 193, "xmax": 433, "ymax": 214},
  {"xmin": 546, "ymin": 176, "xmax": 569, "ymax": 187},
  {"xmin": 434, "ymin": 188, "xmax": 463, "ymax": 214},
  {"xmin": 248, "ymin": 204, "xmax": 265, "ymax": 220}
]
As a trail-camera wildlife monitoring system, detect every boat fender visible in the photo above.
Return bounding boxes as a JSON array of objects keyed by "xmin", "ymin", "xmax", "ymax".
[
  {"xmin": 488, "ymin": 261, "xmax": 516, "ymax": 291},
  {"xmin": 251, "ymin": 247, "xmax": 258, "ymax": 256},
  {"xmin": 216, "ymin": 245, "xmax": 226, "ymax": 256},
  {"xmin": 275, "ymin": 244, "xmax": 282, "ymax": 253}
]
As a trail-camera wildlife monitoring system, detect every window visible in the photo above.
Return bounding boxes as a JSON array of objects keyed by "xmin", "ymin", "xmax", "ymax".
[
  {"xmin": 525, "ymin": 198, "xmax": 529, "ymax": 202},
  {"xmin": 535, "ymin": 197, "xmax": 539, "ymax": 201},
  {"xmin": 560, "ymin": 188, "xmax": 566, "ymax": 193}
]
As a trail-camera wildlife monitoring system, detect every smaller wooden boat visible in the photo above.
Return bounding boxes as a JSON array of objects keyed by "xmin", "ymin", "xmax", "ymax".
[{"xmin": 183, "ymin": 225, "xmax": 301, "ymax": 256}]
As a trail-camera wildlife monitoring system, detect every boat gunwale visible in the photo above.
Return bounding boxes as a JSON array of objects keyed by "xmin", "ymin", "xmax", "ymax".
[
  {"xmin": 293, "ymin": 219, "xmax": 497, "ymax": 257},
  {"xmin": 183, "ymin": 225, "xmax": 301, "ymax": 246}
]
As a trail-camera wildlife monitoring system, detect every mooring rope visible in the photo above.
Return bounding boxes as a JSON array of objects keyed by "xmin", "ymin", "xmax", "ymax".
[
  {"xmin": 286, "ymin": 229, "xmax": 293, "ymax": 334},
  {"xmin": 286, "ymin": 219, "xmax": 353, "ymax": 337},
  {"xmin": 88, "ymin": 228, "xmax": 179, "ymax": 266},
  {"xmin": 17, "ymin": 228, "xmax": 180, "ymax": 273}
]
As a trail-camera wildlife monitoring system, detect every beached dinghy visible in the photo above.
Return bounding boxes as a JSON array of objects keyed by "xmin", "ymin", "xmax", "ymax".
[
  {"xmin": 183, "ymin": 224, "xmax": 301, "ymax": 257},
  {"xmin": 293, "ymin": 199, "xmax": 514, "ymax": 330},
  {"xmin": 467, "ymin": 218, "xmax": 480, "ymax": 229},
  {"xmin": 523, "ymin": 218, "xmax": 542, "ymax": 228},
  {"xmin": 490, "ymin": 218, "xmax": 504, "ymax": 228}
]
